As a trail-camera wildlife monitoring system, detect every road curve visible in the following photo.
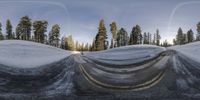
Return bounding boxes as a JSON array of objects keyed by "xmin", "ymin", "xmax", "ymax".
[
  {"xmin": 0, "ymin": 50, "xmax": 200, "ymax": 100},
  {"xmin": 73, "ymin": 50, "xmax": 200, "ymax": 100},
  {"xmin": 79, "ymin": 64, "xmax": 166, "ymax": 91},
  {"xmin": 74, "ymin": 52, "xmax": 169, "ymax": 92}
]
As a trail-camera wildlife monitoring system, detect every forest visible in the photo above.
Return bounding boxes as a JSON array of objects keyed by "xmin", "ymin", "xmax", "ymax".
[{"xmin": 0, "ymin": 16, "xmax": 200, "ymax": 51}]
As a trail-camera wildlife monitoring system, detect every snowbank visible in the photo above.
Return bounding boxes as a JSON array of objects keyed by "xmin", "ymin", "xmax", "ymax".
[
  {"xmin": 168, "ymin": 41, "xmax": 200, "ymax": 63},
  {"xmin": 0, "ymin": 40, "xmax": 72, "ymax": 68},
  {"xmin": 84, "ymin": 45, "xmax": 165, "ymax": 65}
]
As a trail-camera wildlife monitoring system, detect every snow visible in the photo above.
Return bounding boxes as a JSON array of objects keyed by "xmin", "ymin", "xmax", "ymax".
[
  {"xmin": 0, "ymin": 40, "xmax": 72, "ymax": 68},
  {"xmin": 168, "ymin": 41, "xmax": 200, "ymax": 63},
  {"xmin": 84, "ymin": 45, "xmax": 165, "ymax": 65}
]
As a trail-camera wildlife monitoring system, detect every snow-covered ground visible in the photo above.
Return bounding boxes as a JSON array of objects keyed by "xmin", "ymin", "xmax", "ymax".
[
  {"xmin": 0, "ymin": 40, "xmax": 199, "ymax": 99},
  {"xmin": 168, "ymin": 41, "xmax": 200, "ymax": 63},
  {"xmin": 84, "ymin": 45, "xmax": 166, "ymax": 65},
  {"xmin": 167, "ymin": 42, "xmax": 200, "ymax": 97},
  {"xmin": 0, "ymin": 40, "xmax": 72, "ymax": 68}
]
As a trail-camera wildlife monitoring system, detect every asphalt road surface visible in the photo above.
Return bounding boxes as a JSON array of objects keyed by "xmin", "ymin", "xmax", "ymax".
[{"xmin": 0, "ymin": 50, "xmax": 200, "ymax": 100}]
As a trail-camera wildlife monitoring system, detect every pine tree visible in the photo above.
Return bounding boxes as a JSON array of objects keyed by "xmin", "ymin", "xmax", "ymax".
[
  {"xmin": 176, "ymin": 27, "xmax": 184, "ymax": 45},
  {"xmin": 81, "ymin": 43, "xmax": 84, "ymax": 51},
  {"xmin": 163, "ymin": 40, "xmax": 170, "ymax": 47},
  {"xmin": 48, "ymin": 31, "xmax": 53, "ymax": 45},
  {"xmin": 89, "ymin": 44, "xmax": 92, "ymax": 51},
  {"xmin": 91, "ymin": 39, "xmax": 96, "ymax": 51},
  {"xmin": 17, "ymin": 16, "xmax": 32, "ymax": 40},
  {"xmin": 173, "ymin": 39, "xmax": 177, "ymax": 45},
  {"xmin": 139, "ymin": 33, "xmax": 143, "ymax": 44},
  {"xmin": 6, "ymin": 19, "xmax": 13, "ymax": 39},
  {"xmin": 183, "ymin": 33, "xmax": 187, "ymax": 44},
  {"xmin": 49, "ymin": 24, "xmax": 60, "ymax": 47},
  {"xmin": 78, "ymin": 43, "xmax": 82, "ymax": 51},
  {"xmin": 196, "ymin": 22, "xmax": 200, "ymax": 41},
  {"xmin": 147, "ymin": 32, "xmax": 151, "ymax": 44},
  {"xmin": 187, "ymin": 29, "xmax": 194, "ymax": 43},
  {"xmin": 143, "ymin": 32, "xmax": 148, "ymax": 44},
  {"xmin": 152, "ymin": 33, "xmax": 156, "ymax": 45},
  {"xmin": 116, "ymin": 28, "xmax": 129, "ymax": 47},
  {"xmin": 64, "ymin": 35, "xmax": 74, "ymax": 50},
  {"xmin": 60, "ymin": 36, "xmax": 65, "ymax": 49},
  {"xmin": 129, "ymin": 25, "xmax": 142, "ymax": 45},
  {"xmin": 94, "ymin": 19, "xmax": 108, "ymax": 51},
  {"xmin": 33, "ymin": 20, "xmax": 48, "ymax": 43},
  {"xmin": 63, "ymin": 37, "xmax": 69, "ymax": 50},
  {"xmin": 31, "ymin": 35, "xmax": 34, "ymax": 41},
  {"xmin": 0, "ymin": 23, "xmax": 4, "ymax": 40},
  {"xmin": 12, "ymin": 32, "xmax": 16, "ymax": 39},
  {"xmin": 44, "ymin": 34, "xmax": 47, "ymax": 44},
  {"xmin": 110, "ymin": 22, "xmax": 117, "ymax": 48},
  {"xmin": 156, "ymin": 29, "xmax": 161, "ymax": 46},
  {"xmin": 84, "ymin": 43, "xmax": 89, "ymax": 51},
  {"xmin": 75, "ymin": 41, "xmax": 79, "ymax": 51},
  {"xmin": 15, "ymin": 25, "xmax": 20, "ymax": 39}
]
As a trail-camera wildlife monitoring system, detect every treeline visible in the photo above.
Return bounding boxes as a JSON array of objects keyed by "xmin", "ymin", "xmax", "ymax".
[
  {"xmin": 0, "ymin": 17, "xmax": 165, "ymax": 51},
  {"xmin": 59, "ymin": 19, "xmax": 162, "ymax": 51},
  {"xmin": 2, "ymin": 17, "xmax": 200, "ymax": 51},
  {"xmin": 60, "ymin": 35, "xmax": 90, "ymax": 51},
  {"xmin": 0, "ymin": 16, "xmax": 62, "ymax": 47},
  {"xmin": 90, "ymin": 19, "xmax": 162, "ymax": 51},
  {"xmin": 0, "ymin": 16, "xmax": 85, "ymax": 51},
  {"xmin": 2, "ymin": 16, "xmax": 61, "ymax": 46},
  {"xmin": 173, "ymin": 22, "xmax": 200, "ymax": 45}
]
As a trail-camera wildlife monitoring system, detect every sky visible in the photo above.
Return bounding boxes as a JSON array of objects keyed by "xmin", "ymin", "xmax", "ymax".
[{"xmin": 0, "ymin": 0, "xmax": 200, "ymax": 44}]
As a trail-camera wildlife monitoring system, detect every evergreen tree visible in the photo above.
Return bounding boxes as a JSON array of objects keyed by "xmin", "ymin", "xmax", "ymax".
[
  {"xmin": 94, "ymin": 19, "xmax": 108, "ymax": 51},
  {"xmin": 75, "ymin": 41, "xmax": 79, "ymax": 51},
  {"xmin": 84, "ymin": 43, "xmax": 89, "ymax": 51},
  {"xmin": 152, "ymin": 33, "xmax": 156, "ymax": 45},
  {"xmin": 116, "ymin": 28, "xmax": 129, "ymax": 47},
  {"xmin": 173, "ymin": 39, "xmax": 177, "ymax": 45},
  {"xmin": 12, "ymin": 32, "xmax": 16, "ymax": 39},
  {"xmin": 0, "ymin": 23, "xmax": 4, "ymax": 40},
  {"xmin": 44, "ymin": 34, "xmax": 47, "ymax": 44},
  {"xmin": 187, "ymin": 29, "xmax": 194, "ymax": 43},
  {"xmin": 64, "ymin": 35, "xmax": 74, "ymax": 50},
  {"xmin": 110, "ymin": 22, "xmax": 117, "ymax": 48},
  {"xmin": 49, "ymin": 24, "xmax": 60, "ymax": 47},
  {"xmin": 31, "ymin": 35, "xmax": 34, "ymax": 41},
  {"xmin": 129, "ymin": 25, "xmax": 142, "ymax": 45},
  {"xmin": 176, "ymin": 27, "xmax": 184, "ymax": 45},
  {"xmin": 17, "ymin": 16, "xmax": 32, "ymax": 40},
  {"xmin": 15, "ymin": 25, "xmax": 20, "ymax": 39},
  {"xmin": 143, "ymin": 32, "xmax": 148, "ymax": 44},
  {"xmin": 60, "ymin": 36, "xmax": 65, "ymax": 49},
  {"xmin": 33, "ymin": 20, "xmax": 48, "ymax": 43},
  {"xmin": 6, "ymin": 19, "xmax": 13, "ymax": 39},
  {"xmin": 156, "ymin": 29, "xmax": 161, "ymax": 46},
  {"xmin": 63, "ymin": 36, "xmax": 69, "ymax": 50},
  {"xmin": 196, "ymin": 22, "xmax": 200, "ymax": 41},
  {"xmin": 78, "ymin": 43, "xmax": 82, "ymax": 51},
  {"xmin": 139, "ymin": 33, "xmax": 143, "ymax": 44},
  {"xmin": 48, "ymin": 31, "xmax": 53, "ymax": 45},
  {"xmin": 163, "ymin": 40, "xmax": 170, "ymax": 47},
  {"xmin": 183, "ymin": 33, "xmax": 187, "ymax": 44},
  {"xmin": 91, "ymin": 39, "xmax": 96, "ymax": 51},
  {"xmin": 81, "ymin": 43, "xmax": 85, "ymax": 51},
  {"xmin": 89, "ymin": 44, "xmax": 92, "ymax": 51},
  {"xmin": 147, "ymin": 32, "xmax": 151, "ymax": 44}
]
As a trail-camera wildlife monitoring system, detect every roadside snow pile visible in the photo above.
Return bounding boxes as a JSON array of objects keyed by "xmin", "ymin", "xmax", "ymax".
[
  {"xmin": 0, "ymin": 40, "xmax": 71, "ymax": 68},
  {"xmin": 84, "ymin": 45, "xmax": 165, "ymax": 65},
  {"xmin": 168, "ymin": 41, "xmax": 200, "ymax": 63}
]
